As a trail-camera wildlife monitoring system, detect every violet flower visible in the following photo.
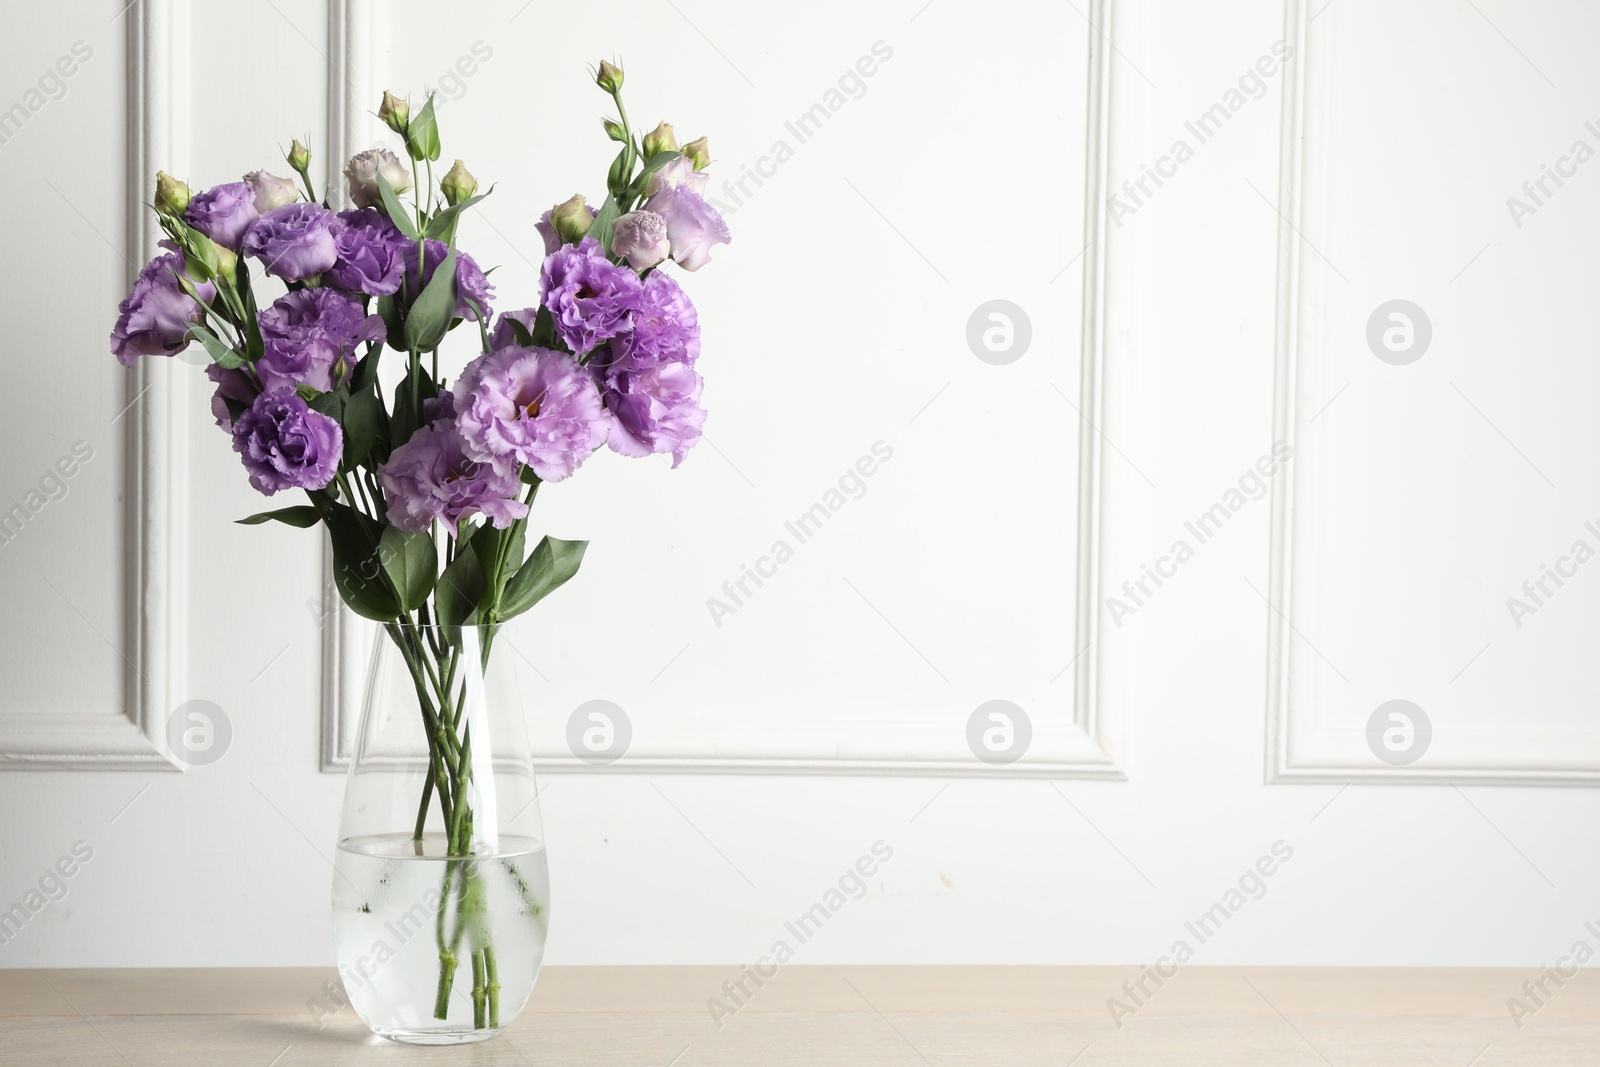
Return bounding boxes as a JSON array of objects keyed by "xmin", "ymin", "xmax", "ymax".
[
  {"xmin": 452, "ymin": 344, "xmax": 609, "ymax": 482},
  {"xmin": 326, "ymin": 208, "xmax": 408, "ymax": 296},
  {"xmin": 538, "ymin": 237, "xmax": 642, "ymax": 354},
  {"xmin": 231, "ymin": 389, "xmax": 343, "ymax": 494},
  {"xmin": 184, "ymin": 182, "xmax": 259, "ymax": 251},
  {"xmin": 109, "ymin": 244, "xmax": 216, "ymax": 368},
  {"xmin": 241, "ymin": 202, "xmax": 339, "ymax": 282},
  {"xmin": 378, "ymin": 418, "xmax": 529, "ymax": 535},
  {"xmin": 255, "ymin": 288, "xmax": 385, "ymax": 394}
]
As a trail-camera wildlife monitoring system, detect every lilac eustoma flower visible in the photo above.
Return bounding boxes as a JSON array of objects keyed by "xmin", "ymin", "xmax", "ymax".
[
  {"xmin": 184, "ymin": 182, "xmax": 259, "ymax": 251},
  {"xmin": 538, "ymin": 237, "xmax": 642, "ymax": 354},
  {"xmin": 326, "ymin": 208, "xmax": 408, "ymax": 296},
  {"xmin": 599, "ymin": 356, "xmax": 706, "ymax": 466},
  {"xmin": 241, "ymin": 202, "xmax": 339, "ymax": 282},
  {"xmin": 231, "ymin": 389, "xmax": 343, "ymax": 495},
  {"xmin": 595, "ymin": 272, "xmax": 706, "ymax": 465},
  {"xmin": 489, "ymin": 307, "xmax": 540, "ymax": 350},
  {"xmin": 378, "ymin": 418, "xmax": 529, "ymax": 536},
  {"xmin": 642, "ymin": 157, "xmax": 730, "ymax": 271},
  {"xmin": 206, "ymin": 363, "xmax": 259, "ymax": 431},
  {"xmin": 452, "ymin": 344, "xmax": 609, "ymax": 482},
  {"xmin": 255, "ymin": 288, "xmax": 385, "ymax": 394},
  {"xmin": 109, "ymin": 244, "xmax": 216, "ymax": 368},
  {"xmin": 404, "ymin": 239, "xmax": 495, "ymax": 321}
]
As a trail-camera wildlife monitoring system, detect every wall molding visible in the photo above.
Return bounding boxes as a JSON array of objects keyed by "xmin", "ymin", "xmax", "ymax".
[
  {"xmin": 320, "ymin": 0, "xmax": 1125, "ymax": 778},
  {"xmin": 0, "ymin": 0, "xmax": 188, "ymax": 769},
  {"xmin": 1262, "ymin": 0, "xmax": 1600, "ymax": 786}
]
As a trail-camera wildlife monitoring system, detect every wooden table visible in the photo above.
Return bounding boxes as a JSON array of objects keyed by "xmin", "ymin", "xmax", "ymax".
[{"xmin": 1, "ymin": 966, "xmax": 1594, "ymax": 1065}]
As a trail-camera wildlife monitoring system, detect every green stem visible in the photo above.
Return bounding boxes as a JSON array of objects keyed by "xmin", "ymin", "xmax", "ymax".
[
  {"xmin": 483, "ymin": 946, "xmax": 500, "ymax": 1028},
  {"xmin": 431, "ymin": 858, "xmax": 459, "ymax": 1020},
  {"xmin": 470, "ymin": 948, "xmax": 487, "ymax": 1029}
]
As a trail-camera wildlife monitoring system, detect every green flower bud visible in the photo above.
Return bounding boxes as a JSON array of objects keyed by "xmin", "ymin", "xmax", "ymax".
[
  {"xmin": 439, "ymin": 159, "xmax": 478, "ymax": 206},
  {"xmin": 641, "ymin": 121, "xmax": 678, "ymax": 159},
  {"xmin": 595, "ymin": 60, "xmax": 624, "ymax": 94},
  {"xmin": 550, "ymin": 194, "xmax": 593, "ymax": 243},
  {"xmin": 211, "ymin": 242, "xmax": 238, "ymax": 282},
  {"xmin": 286, "ymin": 138, "xmax": 312, "ymax": 173},
  {"xmin": 602, "ymin": 117, "xmax": 626, "ymax": 142},
  {"xmin": 682, "ymin": 136, "xmax": 711, "ymax": 170},
  {"xmin": 154, "ymin": 171, "xmax": 192, "ymax": 216},
  {"xmin": 184, "ymin": 235, "xmax": 221, "ymax": 282},
  {"xmin": 379, "ymin": 90, "xmax": 410, "ymax": 134}
]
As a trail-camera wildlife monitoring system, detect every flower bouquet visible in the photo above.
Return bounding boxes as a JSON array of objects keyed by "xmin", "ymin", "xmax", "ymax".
[{"xmin": 108, "ymin": 62, "xmax": 728, "ymax": 1042}]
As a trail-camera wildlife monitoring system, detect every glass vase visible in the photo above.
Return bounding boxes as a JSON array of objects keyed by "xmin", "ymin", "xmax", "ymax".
[{"xmin": 332, "ymin": 622, "xmax": 548, "ymax": 1044}]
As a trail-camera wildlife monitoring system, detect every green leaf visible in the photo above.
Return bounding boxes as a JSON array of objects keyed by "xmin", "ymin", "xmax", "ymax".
[
  {"xmin": 343, "ymin": 385, "xmax": 387, "ymax": 469},
  {"xmin": 530, "ymin": 305, "xmax": 556, "ymax": 348},
  {"xmin": 235, "ymin": 506, "xmax": 321, "ymax": 528},
  {"xmin": 376, "ymin": 170, "xmax": 419, "ymax": 240},
  {"xmin": 406, "ymin": 95, "xmax": 441, "ymax": 162},
  {"xmin": 189, "ymin": 323, "xmax": 246, "ymax": 369},
  {"xmin": 325, "ymin": 503, "xmax": 401, "ymax": 621},
  {"xmin": 379, "ymin": 525, "xmax": 437, "ymax": 612},
  {"xmin": 375, "ymin": 294, "xmax": 406, "ymax": 352},
  {"xmin": 471, "ymin": 521, "xmax": 527, "ymax": 609},
  {"xmin": 423, "ymin": 187, "xmax": 492, "ymax": 242},
  {"xmin": 349, "ymin": 344, "xmax": 382, "ymax": 393},
  {"xmin": 309, "ymin": 385, "xmax": 347, "ymax": 422},
  {"xmin": 434, "ymin": 542, "xmax": 486, "ymax": 633},
  {"xmin": 589, "ymin": 195, "xmax": 620, "ymax": 255},
  {"xmin": 404, "ymin": 242, "xmax": 458, "ymax": 352},
  {"xmin": 506, "ymin": 317, "xmax": 535, "ymax": 347},
  {"xmin": 390, "ymin": 374, "xmax": 438, "ymax": 450},
  {"xmin": 497, "ymin": 536, "xmax": 587, "ymax": 621}
]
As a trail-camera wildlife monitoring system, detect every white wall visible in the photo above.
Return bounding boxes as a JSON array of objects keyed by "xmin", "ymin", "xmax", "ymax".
[{"xmin": 2, "ymin": 0, "xmax": 1598, "ymax": 975}]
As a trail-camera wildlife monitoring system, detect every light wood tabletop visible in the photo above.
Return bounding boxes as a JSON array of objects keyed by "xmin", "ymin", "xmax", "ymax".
[{"xmin": 0, "ymin": 966, "xmax": 1594, "ymax": 1065}]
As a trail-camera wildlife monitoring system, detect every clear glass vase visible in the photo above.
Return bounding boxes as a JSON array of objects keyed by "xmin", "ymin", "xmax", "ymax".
[{"xmin": 332, "ymin": 622, "xmax": 548, "ymax": 1044}]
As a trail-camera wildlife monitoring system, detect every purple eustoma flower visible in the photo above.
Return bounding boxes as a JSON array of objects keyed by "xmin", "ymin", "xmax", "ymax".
[
  {"xmin": 645, "ymin": 182, "xmax": 731, "ymax": 272},
  {"xmin": 231, "ymin": 389, "xmax": 343, "ymax": 495},
  {"xmin": 254, "ymin": 288, "xmax": 385, "ymax": 394},
  {"xmin": 594, "ymin": 273, "xmax": 706, "ymax": 465},
  {"xmin": 109, "ymin": 244, "xmax": 216, "ymax": 368},
  {"xmin": 377, "ymin": 419, "xmax": 529, "ymax": 536},
  {"xmin": 538, "ymin": 237, "xmax": 642, "ymax": 354},
  {"xmin": 598, "ymin": 355, "xmax": 705, "ymax": 467},
  {"xmin": 404, "ymin": 239, "xmax": 495, "ymax": 322},
  {"xmin": 489, "ymin": 307, "xmax": 540, "ymax": 350},
  {"xmin": 206, "ymin": 363, "xmax": 258, "ymax": 431},
  {"xmin": 184, "ymin": 182, "xmax": 259, "ymax": 251},
  {"xmin": 326, "ymin": 208, "xmax": 408, "ymax": 296},
  {"xmin": 616, "ymin": 270, "xmax": 700, "ymax": 366},
  {"xmin": 241, "ymin": 202, "xmax": 339, "ymax": 282},
  {"xmin": 452, "ymin": 344, "xmax": 609, "ymax": 482}
]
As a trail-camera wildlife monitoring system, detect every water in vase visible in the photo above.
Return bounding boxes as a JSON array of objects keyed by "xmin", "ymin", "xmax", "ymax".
[{"xmin": 331, "ymin": 831, "xmax": 549, "ymax": 1043}]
